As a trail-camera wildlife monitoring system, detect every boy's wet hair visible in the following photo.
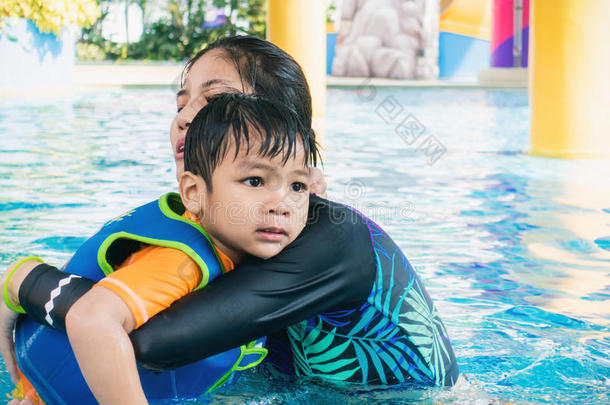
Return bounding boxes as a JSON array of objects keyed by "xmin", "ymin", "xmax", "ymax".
[{"xmin": 184, "ymin": 93, "xmax": 320, "ymax": 191}]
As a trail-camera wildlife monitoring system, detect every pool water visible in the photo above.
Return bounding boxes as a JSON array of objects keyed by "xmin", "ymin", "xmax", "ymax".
[{"xmin": 1, "ymin": 87, "xmax": 608, "ymax": 404}]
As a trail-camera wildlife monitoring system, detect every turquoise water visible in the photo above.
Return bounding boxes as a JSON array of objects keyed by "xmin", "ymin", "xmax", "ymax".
[{"xmin": 1, "ymin": 87, "xmax": 609, "ymax": 404}]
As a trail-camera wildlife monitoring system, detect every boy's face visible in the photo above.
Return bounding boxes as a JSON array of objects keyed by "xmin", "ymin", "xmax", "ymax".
[{"xmin": 186, "ymin": 138, "xmax": 310, "ymax": 263}]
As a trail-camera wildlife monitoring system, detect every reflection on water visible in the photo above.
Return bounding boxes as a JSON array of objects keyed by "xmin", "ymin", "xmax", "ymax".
[
  {"xmin": 525, "ymin": 163, "xmax": 610, "ymax": 325},
  {"xmin": 1, "ymin": 87, "xmax": 609, "ymax": 404}
]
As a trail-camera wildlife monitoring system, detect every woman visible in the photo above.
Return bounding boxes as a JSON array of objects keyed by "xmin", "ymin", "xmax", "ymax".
[{"xmin": 2, "ymin": 36, "xmax": 458, "ymax": 401}]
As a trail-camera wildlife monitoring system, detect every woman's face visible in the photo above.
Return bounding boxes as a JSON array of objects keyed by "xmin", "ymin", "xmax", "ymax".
[{"xmin": 170, "ymin": 49, "xmax": 252, "ymax": 179}]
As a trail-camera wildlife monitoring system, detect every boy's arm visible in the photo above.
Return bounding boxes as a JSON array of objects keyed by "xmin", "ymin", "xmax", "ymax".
[
  {"xmin": 66, "ymin": 246, "xmax": 201, "ymax": 404},
  {"xmin": 66, "ymin": 286, "xmax": 147, "ymax": 405}
]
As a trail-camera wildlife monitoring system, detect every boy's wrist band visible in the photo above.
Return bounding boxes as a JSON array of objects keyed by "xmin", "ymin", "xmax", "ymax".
[{"xmin": 3, "ymin": 256, "xmax": 44, "ymax": 314}]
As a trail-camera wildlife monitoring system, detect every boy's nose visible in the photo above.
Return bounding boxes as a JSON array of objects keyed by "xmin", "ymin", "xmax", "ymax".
[
  {"xmin": 266, "ymin": 190, "xmax": 291, "ymax": 217},
  {"xmin": 268, "ymin": 201, "xmax": 290, "ymax": 217}
]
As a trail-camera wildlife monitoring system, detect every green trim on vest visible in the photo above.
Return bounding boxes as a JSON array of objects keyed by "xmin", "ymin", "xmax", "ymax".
[
  {"xmin": 96, "ymin": 192, "xmax": 224, "ymax": 291},
  {"xmin": 205, "ymin": 340, "xmax": 268, "ymax": 394}
]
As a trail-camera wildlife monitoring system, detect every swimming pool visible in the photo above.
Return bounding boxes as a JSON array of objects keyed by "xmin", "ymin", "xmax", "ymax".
[{"xmin": 1, "ymin": 86, "xmax": 608, "ymax": 404}]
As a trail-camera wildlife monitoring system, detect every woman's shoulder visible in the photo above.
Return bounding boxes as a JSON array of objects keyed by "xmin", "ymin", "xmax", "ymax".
[
  {"xmin": 307, "ymin": 196, "xmax": 369, "ymax": 228},
  {"xmin": 297, "ymin": 196, "xmax": 373, "ymax": 254}
]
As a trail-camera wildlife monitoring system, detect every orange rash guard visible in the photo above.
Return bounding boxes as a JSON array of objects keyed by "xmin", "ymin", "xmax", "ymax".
[{"xmin": 95, "ymin": 211, "xmax": 234, "ymax": 328}]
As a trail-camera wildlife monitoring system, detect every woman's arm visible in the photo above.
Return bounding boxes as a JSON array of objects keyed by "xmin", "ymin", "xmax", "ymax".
[
  {"xmin": 16, "ymin": 197, "xmax": 375, "ymax": 371},
  {"xmin": 131, "ymin": 250, "xmax": 373, "ymax": 371},
  {"xmin": 131, "ymin": 197, "xmax": 375, "ymax": 370},
  {"xmin": 19, "ymin": 263, "xmax": 95, "ymax": 332}
]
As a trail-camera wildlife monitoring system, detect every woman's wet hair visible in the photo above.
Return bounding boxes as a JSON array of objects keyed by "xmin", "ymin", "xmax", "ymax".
[
  {"xmin": 183, "ymin": 35, "xmax": 313, "ymax": 129},
  {"xmin": 184, "ymin": 93, "xmax": 320, "ymax": 191}
]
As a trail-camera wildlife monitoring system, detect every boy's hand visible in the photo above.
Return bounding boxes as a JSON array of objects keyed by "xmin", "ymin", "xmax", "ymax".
[{"xmin": 309, "ymin": 167, "xmax": 327, "ymax": 199}]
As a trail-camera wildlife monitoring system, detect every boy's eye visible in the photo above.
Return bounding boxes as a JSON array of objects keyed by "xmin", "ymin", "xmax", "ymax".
[
  {"xmin": 177, "ymin": 106, "xmax": 184, "ymax": 113},
  {"xmin": 291, "ymin": 182, "xmax": 308, "ymax": 193},
  {"xmin": 244, "ymin": 177, "xmax": 263, "ymax": 187}
]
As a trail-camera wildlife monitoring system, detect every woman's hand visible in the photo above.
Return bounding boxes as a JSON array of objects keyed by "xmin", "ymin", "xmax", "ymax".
[
  {"xmin": 0, "ymin": 297, "xmax": 20, "ymax": 384},
  {"xmin": 309, "ymin": 167, "xmax": 328, "ymax": 199},
  {"xmin": 0, "ymin": 259, "xmax": 41, "ymax": 384}
]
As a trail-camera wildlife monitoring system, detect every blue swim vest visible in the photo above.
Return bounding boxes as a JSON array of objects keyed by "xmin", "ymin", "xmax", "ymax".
[{"xmin": 14, "ymin": 192, "xmax": 267, "ymax": 405}]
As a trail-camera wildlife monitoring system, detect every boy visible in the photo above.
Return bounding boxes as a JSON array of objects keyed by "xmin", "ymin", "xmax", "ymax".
[{"xmin": 4, "ymin": 93, "xmax": 319, "ymax": 404}]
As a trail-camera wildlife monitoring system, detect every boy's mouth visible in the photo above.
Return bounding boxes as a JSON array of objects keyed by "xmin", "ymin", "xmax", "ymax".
[
  {"xmin": 256, "ymin": 227, "xmax": 288, "ymax": 242},
  {"xmin": 175, "ymin": 137, "xmax": 185, "ymax": 159}
]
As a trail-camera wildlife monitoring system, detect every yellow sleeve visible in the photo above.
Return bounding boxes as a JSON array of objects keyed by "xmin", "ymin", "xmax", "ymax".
[{"xmin": 95, "ymin": 245, "xmax": 201, "ymax": 328}]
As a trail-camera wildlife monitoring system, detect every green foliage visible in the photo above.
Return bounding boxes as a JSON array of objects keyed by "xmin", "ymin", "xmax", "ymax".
[
  {"xmin": 76, "ymin": 42, "xmax": 107, "ymax": 61},
  {"xmin": 77, "ymin": 0, "xmax": 266, "ymax": 61},
  {"xmin": 326, "ymin": 0, "xmax": 337, "ymax": 24},
  {"xmin": 0, "ymin": 0, "xmax": 100, "ymax": 35}
]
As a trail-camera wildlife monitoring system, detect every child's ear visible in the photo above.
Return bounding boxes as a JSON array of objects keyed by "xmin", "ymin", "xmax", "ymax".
[{"xmin": 179, "ymin": 171, "xmax": 208, "ymax": 215}]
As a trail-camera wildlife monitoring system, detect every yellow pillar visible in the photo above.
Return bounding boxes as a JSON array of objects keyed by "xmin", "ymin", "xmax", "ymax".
[
  {"xmin": 267, "ymin": 0, "xmax": 326, "ymax": 119},
  {"xmin": 530, "ymin": 0, "xmax": 610, "ymax": 158}
]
